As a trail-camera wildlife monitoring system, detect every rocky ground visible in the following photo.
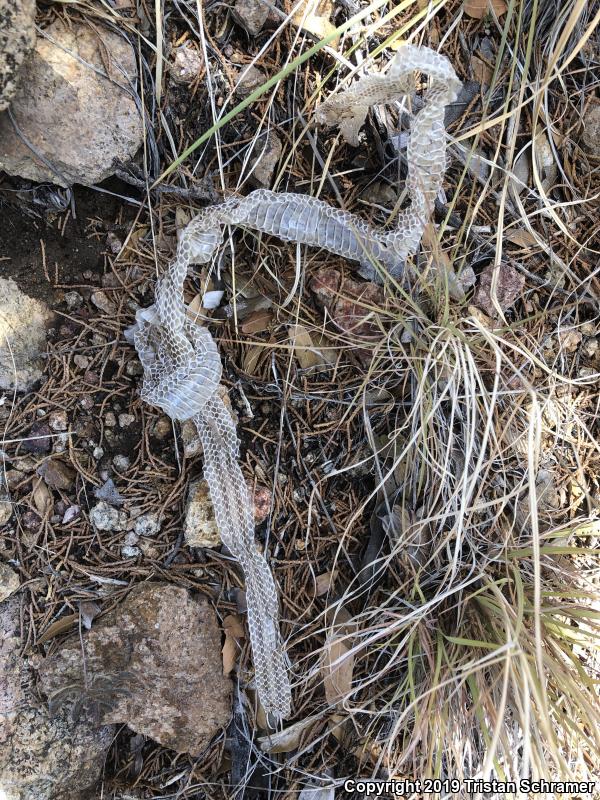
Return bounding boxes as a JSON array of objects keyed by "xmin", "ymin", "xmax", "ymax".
[{"xmin": 0, "ymin": 0, "xmax": 599, "ymax": 798}]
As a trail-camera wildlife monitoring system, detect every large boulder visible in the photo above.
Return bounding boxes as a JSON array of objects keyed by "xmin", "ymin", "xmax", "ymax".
[
  {"xmin": 0, "ymin": 278, "xmax": 51, "ymax": 392},
  {"xmin": 0, "ymin": 19, "xmax": 143, "ymax": 186},
  {"xmin": 0, "ymin": 597, "xmax": 114, "ymax": 800},
  {"xmin": 38, "ymin": 583, "xmax": 231, "ymax": 754},
  {"xmin": 0, "ymin": 0, "xmax": 36, "ymax": 111}
]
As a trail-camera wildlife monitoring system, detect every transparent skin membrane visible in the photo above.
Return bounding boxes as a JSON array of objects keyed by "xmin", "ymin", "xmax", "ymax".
[{"xmin": 126, "ymin": 45, "xmax": 460, "ymax": 722}]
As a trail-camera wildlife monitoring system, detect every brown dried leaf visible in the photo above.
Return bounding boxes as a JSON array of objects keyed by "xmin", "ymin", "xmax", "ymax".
[
  {"xmin": 32, "ymin": 478, "xmax": 53, "ymax": 516},
  {"xmin": 175, "ymin": 206, "xmax": 192, "ymax": 232},
  {"xmin": 322, "ymin": 636, "xmax": 354, "ymax": 706},
  {"xmin": 258, "ymin": 714, "xmax": 321, "ymax": 753},
  {"xmin": 122, "ymin": 225, "xmax": 148, "ymax": 257},
  {"xmin": 421, "ymin": 224, "xmax": 467, "ymax": 300},
  {"xmin": 315, "ymin": 571, "xmax": 334, "ymax": 597},
  {"xmin": 222, "ymin": 613, "xmax": 245, "ymax": 676},
  {"xmin": 470, "ymin": 55, "xmax": 493, "ymax": 85},
  {"xmin": 241, "ymin": 309, "xmax": 274, "ymax": 335},
  {"xmin": 243, "ymin": 344, "xmax": 265, "ymax": 375},
  {"xmin": 37, "ymin": 613, "xmax": 78, "ymax": 644},
  {"xmin": 463, "ymin": 0, "xmax": 507, "ymax": 18},
  {"xmin": 288, "ymin": 325, "xmax": 322, "ymax": 370},
  {"xmin": 505, "ymin": 228, "xmax": 539, "ymax": 248},
  {"xmin": 224, "ymin": 613, "xmax": 245, "ymax": 639}
]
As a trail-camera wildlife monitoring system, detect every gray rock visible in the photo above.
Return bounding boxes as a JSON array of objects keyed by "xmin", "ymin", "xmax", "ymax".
[
  {"xmin": 93, "ymin": 479, "xmax": 124, "ymax": 507},
  {"xmin": 120, "ymin": 532, "xmax": 140, "ymax": 559},
  {"xmin": 170, "ymin": 43, "xmax": 202, "ymax": 84},
  {"xmin": 89, "ymin": 501, "xmax": 127, "ymax": 532},
  {"xmin": 0, "ymin": 563, "xmax": 19, "ymax": 601},
  {"xmin": 38, "ymin": 583, "xmax": 231, "ymax": 754},
  {"xmin": 0, "ymin": 0, "xmax": 36, "ymax": 111},
  {"xmin": 0, "ymin": 597, "xmax": 114, "ymax": 800},
  {"xmin": 184, "ymin": 479, "xmax": 221, "ymax": 549},
  {"xmin": 232, "ymin": 0, "xmax": 269, "ymax": 36},
  {"xmin": 0, "ymin": 20, "xmax": 143, "ymax": 186},
  {"xmin": 48, "ymin": 410, "xmax": 68, "ymax": 432},
  {"xmin": 133, "ymin": 512, "xmax": 160, "ymax": 537},
  {"xmin": 0, "ymin": 278, "xmax": 51, "ymax": 393},
  {"xmin": 0, "ymin": 500, "xmax": 12, "ymax": 526},
  {"xmin": 112, "ymin": 454, "xmax": 130, "ymax": 472},
  {"xmin": 581, "ymin": 105, "xmax": 600, "ymax": 155},
  {"xmin": 90, "ymin": 291, "xmax": 117, "ymax": 316},
  {"xmin": 235, "ymin": 65, "xmax": 265, "ymax": 98},
  {"xmin": 250, "ymin": 132, "xmax": 282, "ymax": 187}
]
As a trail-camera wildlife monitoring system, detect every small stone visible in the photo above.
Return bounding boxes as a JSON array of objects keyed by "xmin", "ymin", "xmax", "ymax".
[
  {"xmin": 581, "ymin": 105, "xmax": 600, "ymax": 155},
  {"xmin": 113, "ymin": 454, "xmax": 130, "ymax": 471},
  {"xmin": 252, "ymin": 484, "xmax": 271, "ymax": 524},
  {"xmin": 125, "ymin": 360, "xmax": 143, "ymax": 377},
  {"xmin": 121, "ymin": 531, "xmax": 140, "ymax": 558},
  {"xmin": 235, "ymin": 65, "xmax": 265, "ymax": 97},
  {"xmin": 48, "ymin": 409, "xmax": 68, "ymax": 431},
  {"xmin": 250, "ymin": 132, "xmax": 282, "ymax": 187},
  {"xmin": 118, "ymin": 413, "xmax": 136, "ymax": 428},
  {"xmin": 89, "ymin": 501, "xmax": 127, "ymax": 532},
  {"xmin": 183, "ymin": 479, "xmax": 221, "ymax": 548},
  {"xmin": 106, "ymin": 232, "xmax": 122, "ymax": 254},
  {"xmin": 62, "ymin": 505, "xmax": 81, "ymax": 524},
  {"xmin": 92, "ymin": 446, "xmax": 105, "ymax": 460},
  {"xmin": 38, "ymin": 458, "xmax": 76, "ymax": 491},
  {"xmin": 80, "ymin": 396, "xmax": 94, "ymax": 411},
  {"xmin": 74, "ymin": 353, "xmax": 90, "ymax": 369},
  {"xmin": 557, "ymin": 329, "xmax": 582, "ymax": 353},
  {"xmin": 4, "ymin": 471, "xmax": 22, "ymax": 491},
  {"xmin": 105, "ymin": 411, "xmax": 117, "ymax": 427},
  {"xmin": 181, "ymin": 418, "xmax": 202, "ymax": 458},
  {"xmin": 138, "ymin": 539, "xmax": 159, "ymax": 559},
  {"xmin": 0, "ymin": 561, "xmax": 20, "ymax": 601},
  {"xmin": 124, "ymin": 531, "xmax": 139, "ymax": 546},
  {"xmin": 583, "ymin": 337, "xmax": 598, "ymax": 359},
  {"xmin": 171, "ymin": 42, "xmax": 203, "ymax": 84},
  {"xmin": 64, "ymin": 290, "xmax": 83, "ymax": 310},
  {"xmin": 0, "ymin": 0, "xmax": 36, "ymax": 111},
  {"xmin": 152, "ymin": 416, "xmax": 172, "ymax": 440},
  {"xmin": 232, "ymin": 0, "xmax": 269, "ymax": 36},
  {"xmin": 134, "ymin": 512, "xmax": 161, "ymax": 537},
  {"xmin": 0, "ymin": 278, "xmax": 51, "ymax": 393},
  {"xmin": 23, "ymin": 421, "xmax": 52, "ymax": 454},
  {"xmin": 0, "ymin": 499, "xmax": 12, "ymax": 525},
  {"xmin": 580, "ymin": 322, "xmax": 596, "ymax": 336},
  {"xmin": 52, "ymin": 432, "xmax": 68, "ymax": 454},
  {"xmin": 94, "ymin": 478, "xmax": 124, "ymax": 506},
  {"xmin": 91, "ymin": 290, "xmax": 117, "ymax": 316},
  {"xmin": 22, "ymin": 510, "xmax": 41, "ymax": 530}
]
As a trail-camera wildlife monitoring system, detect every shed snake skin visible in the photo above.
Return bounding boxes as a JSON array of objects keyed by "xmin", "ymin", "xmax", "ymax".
[{"xmin": 126, "ymin": 44, "xmax": 460, "ymax": 722}]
